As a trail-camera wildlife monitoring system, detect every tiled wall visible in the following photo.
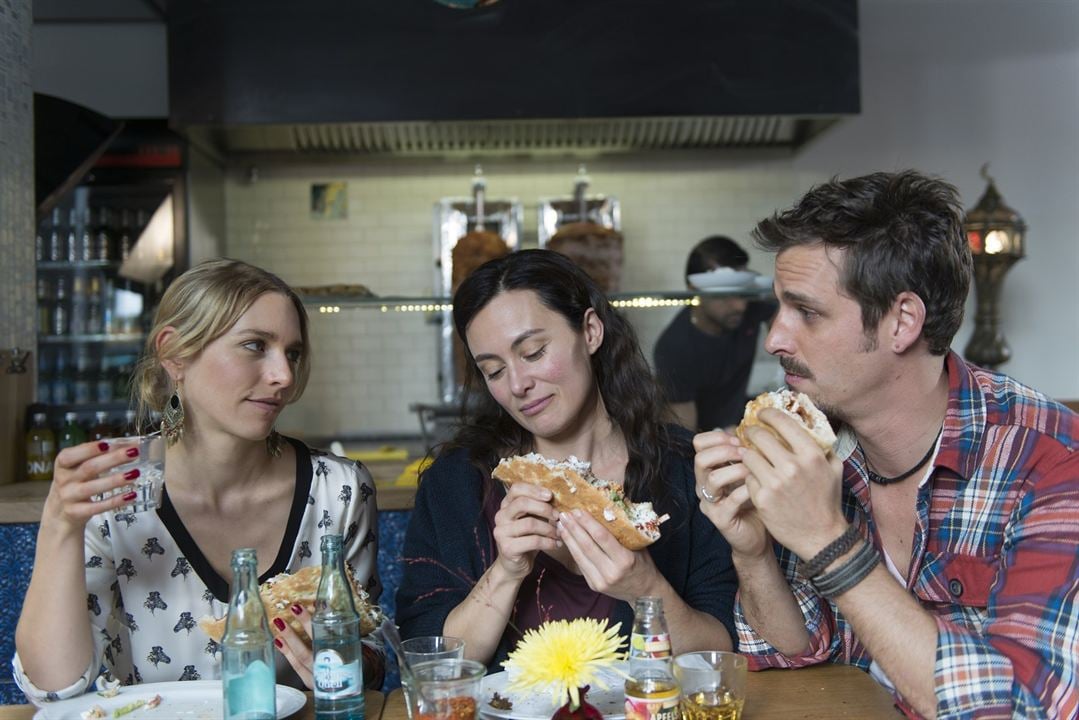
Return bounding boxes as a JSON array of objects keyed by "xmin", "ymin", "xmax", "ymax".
[
  {"xmin": 0, "ymin": 0, "xmax": 35, "ymax": 349},
  {"xmin": 223, "ymin": 151, "xmax": 793, "ymax": 438}
]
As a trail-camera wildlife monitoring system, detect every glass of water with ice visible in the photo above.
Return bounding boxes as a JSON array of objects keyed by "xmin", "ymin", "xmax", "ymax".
[{"xmin": 98, "ymin": 434, "xmax": 166, "ymax": 513}]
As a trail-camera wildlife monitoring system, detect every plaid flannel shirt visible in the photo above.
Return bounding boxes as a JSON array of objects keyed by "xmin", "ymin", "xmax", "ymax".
[{"xmin": 734, "ymin": 352, "xmax": 1079, "ymax": 719}]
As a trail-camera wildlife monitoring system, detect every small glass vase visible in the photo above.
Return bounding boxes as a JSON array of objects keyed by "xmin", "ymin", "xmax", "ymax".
[{"xmin": 551, "ymin": 685, "xmax": 603, "ymax": 720}]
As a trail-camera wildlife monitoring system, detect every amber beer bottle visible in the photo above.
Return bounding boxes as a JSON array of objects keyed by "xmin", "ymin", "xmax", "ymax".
[{"xmin": 624, "ymin": 596, "xmax": 680, "ymax": 720}]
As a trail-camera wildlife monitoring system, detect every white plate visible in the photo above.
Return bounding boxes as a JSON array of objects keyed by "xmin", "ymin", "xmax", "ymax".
[
  {"xmin": 32, "ymin": 681, "xmax": 307, "ymax": 719},
  {"xmin": 480, "ymin": 663, "xmax": 627, "ymax": 720},
  {"xmin": 688, "ymin": 269, "xmax": 759, "ymax": 289}
]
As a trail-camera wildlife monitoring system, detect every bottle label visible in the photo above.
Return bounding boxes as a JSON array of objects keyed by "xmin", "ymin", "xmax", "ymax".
[
  {"xmin": 625, "ymin": 686, "xmax": 680, "ymax": 720},
  {"xmin": 314, "ymin": 649, "xmax": 362, "ymax": 699},
  {"xmin": 630, "ymin": 632, "xmax": 672, "ymax": 659}
]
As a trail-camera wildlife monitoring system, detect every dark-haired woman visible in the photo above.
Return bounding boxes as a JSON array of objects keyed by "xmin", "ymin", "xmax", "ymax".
[{"xmin": 396, "ymin": 249, "xmax": 737, "ymax": 671}]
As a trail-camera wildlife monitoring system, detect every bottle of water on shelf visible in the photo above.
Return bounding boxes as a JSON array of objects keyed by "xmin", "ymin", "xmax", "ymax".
[
  {"xmin": 221, "ymin": 548, "xmax": 277, "ymax": 720},
  {"xmin": 312, "ymin": 534, "xmax": 365, "ymax": 719},
  {"xmin": 64, "ymin": 208, "xmax": 78, "ymax": 263}
]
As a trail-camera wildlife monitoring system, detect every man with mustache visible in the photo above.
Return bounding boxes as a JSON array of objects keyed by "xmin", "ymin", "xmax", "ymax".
[
  {"xmin": 654, "ymin": 235, "xmax": 776, "ymax": 432},
  {"xmin": 693, "ymin": 171, "xmax": 1078, "ymax": 719}
]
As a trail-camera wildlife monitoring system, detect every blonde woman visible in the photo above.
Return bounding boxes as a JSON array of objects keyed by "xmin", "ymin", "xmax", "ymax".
[{"xmin": 14, "ymin": 259, "xmax": 383, "ymax": 703}]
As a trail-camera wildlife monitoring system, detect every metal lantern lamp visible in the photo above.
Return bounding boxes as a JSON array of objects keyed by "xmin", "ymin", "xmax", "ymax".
[{"xmin": 963, "ymin": 164, "xmax": 1027, "ymax": 368}]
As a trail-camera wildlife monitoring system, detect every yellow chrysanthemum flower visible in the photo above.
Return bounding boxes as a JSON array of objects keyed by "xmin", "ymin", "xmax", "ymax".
[{"xmin": 502, "ymin": 618, "xmax": 628, "ymax": 710}]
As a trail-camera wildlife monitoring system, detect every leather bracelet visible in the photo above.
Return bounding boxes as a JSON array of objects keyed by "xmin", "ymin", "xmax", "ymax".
[
  {"xmin": 812, "ymin": 540, "xmax": 881, "ymax": 598},
  {"xmin": 799, "ymin": 523, "xmax": 860, "ymax": 579}
]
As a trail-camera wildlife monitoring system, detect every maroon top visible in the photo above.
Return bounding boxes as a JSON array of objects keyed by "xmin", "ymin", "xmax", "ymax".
[{"xmin": 483, "ymin": 486, "xmax": 617, "ymax": 644}]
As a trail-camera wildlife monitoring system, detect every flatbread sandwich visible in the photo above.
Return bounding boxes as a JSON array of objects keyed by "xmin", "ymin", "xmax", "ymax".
[
  {"xmin": 736, "ymin": 388, "xmax": 836, "ymax": 454},
  {"xmin": 198, "ymin": 564, "xmax": 383, "ymax": 642},
  {"xmin": 492, "ymin": 453, "xmax": 669, "ymax": 551}
]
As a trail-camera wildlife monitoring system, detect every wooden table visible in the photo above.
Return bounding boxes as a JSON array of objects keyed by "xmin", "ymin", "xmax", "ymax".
[
  {"xmin": 380, "ymin": 664, "xmax": 899, "ymax": 720},
  {"xmin": 0, "ymin": 689, "xmax": 385, "ymax": 719}
]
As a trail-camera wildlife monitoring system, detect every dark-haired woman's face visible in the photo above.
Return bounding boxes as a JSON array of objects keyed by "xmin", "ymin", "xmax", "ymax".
[{"xmin": 465, "ymin": 290, "xmax": 603, "ymax": 444}]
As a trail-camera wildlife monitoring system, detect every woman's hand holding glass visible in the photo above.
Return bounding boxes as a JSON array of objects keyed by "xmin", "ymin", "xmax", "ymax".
[
  {"xmin": 44, "ymin": 440, "xmax": 142, "ymax": 534},
  {"xmin": 492, "ymin": 482, "xmax": 561, "ymax": 581}
]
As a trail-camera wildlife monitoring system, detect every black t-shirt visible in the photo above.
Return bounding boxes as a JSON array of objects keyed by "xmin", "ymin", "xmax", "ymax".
[{"xmin": 653, "ymin": 302, "xmax": 775, "ymax": 431}]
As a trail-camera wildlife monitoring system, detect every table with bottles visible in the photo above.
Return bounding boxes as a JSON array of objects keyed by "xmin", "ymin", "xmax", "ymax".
[{"xmin": 378, "ymin": 664, "xmax": 898, "ymax": 719}]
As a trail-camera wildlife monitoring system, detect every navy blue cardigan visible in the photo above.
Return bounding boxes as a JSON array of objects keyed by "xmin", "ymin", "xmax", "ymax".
[{"xmin": 395, "ymin": 435, "xmax": 738, "ymax": 673}]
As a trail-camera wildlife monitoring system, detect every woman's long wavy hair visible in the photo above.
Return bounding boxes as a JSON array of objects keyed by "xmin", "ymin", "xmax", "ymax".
[{"xmin": 448, "ymin": 249, "xmax": 682, "ymax": 503}]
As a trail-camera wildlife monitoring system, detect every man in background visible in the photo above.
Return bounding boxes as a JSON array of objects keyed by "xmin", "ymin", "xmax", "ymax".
[{"xmin": 653, "ymin": 236, "xmax": 775, "ymax": 431}]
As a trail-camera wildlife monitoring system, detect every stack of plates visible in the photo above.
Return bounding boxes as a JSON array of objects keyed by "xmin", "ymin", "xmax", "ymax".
[{"xmin": 688, "ymin": 268, "xmax": 771, "ymax": 289}]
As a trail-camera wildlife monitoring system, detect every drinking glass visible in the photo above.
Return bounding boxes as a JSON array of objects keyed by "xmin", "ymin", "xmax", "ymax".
[
  {"xmin": 96, "ymin": 434, "xmax": 166, "ymax": 513},
  {"xmin": 401, "ymin": 636, "xmax": 466, "ymax": 666},
  {"xmin": 673, "ymin": 651, "xmax": 748, "ymax": 720},
  {"xmin": 405, "ymin": 658, "xmax": 485, "ymax": 720}
]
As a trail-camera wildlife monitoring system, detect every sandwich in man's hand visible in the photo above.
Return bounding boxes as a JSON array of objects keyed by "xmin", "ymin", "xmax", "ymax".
[
  {"xmin": 736, "ymin": 388, "xmax": 837, "ymax": 454},
  {"xmin": 492, "ymin": 453, "xmax": 669, "ymax": 551}
]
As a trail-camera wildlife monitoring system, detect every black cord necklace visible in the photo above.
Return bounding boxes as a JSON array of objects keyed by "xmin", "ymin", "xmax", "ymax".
[{"xmin": 860, "ymin": 426, "xmax": 943, "ymax": 486}]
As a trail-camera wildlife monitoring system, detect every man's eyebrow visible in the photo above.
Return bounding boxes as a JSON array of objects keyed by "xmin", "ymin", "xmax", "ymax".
[
  {"xmin": 472, "ymin": 328, "xmax": 544, "ymax": 363},
  {"xmin": 780, "ymin": 290, "xmax": 825, "ymax": 309}
]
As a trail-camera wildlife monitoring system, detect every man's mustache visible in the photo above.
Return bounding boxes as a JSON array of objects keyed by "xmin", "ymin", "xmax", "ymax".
[{"xmin": 780, "ymin": 356, "xmax": 813, "ymax": 379}]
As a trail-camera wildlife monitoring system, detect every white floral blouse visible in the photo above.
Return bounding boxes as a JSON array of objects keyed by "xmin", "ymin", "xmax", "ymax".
[{"xmin": 13, "ymin": 438, "xmax": 381, "ymax": 704}]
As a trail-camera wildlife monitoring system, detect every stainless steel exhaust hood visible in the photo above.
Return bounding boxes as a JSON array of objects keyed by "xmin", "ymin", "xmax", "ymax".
[{"xmin": 169, "ymin": 0, "xmax": 859, "ymax": 155}]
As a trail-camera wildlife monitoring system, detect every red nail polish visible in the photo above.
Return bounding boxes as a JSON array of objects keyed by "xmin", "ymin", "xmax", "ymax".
[
  {"xmin": 122, "ymin": 491, "xmax": 138, "ymax": 501},
  {"xmin": 98, "ymin": 442, "xmax": 110, "ymax": 452},
  {"xmin": 291, "ymin": 604, "xmax": 303, "ymax": 615},
  {"xmin": 274, "ymin": 638, "xmax": 283, "ymax": 648},
  {"xmin": 124, "ymin": 468, "xmax": 140, "ymax": 480},
  {"xmin": 273, "ymin": 617, "xmax": 286, "ymax": 631},
  {"xmin": 125, "ymin": 447, "xmax": 139, "ymax": 458}
]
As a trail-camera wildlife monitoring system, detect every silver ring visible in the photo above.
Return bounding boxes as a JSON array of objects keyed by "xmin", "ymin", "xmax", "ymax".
[{"xmin": 700, "ymin": 486, "xmax": 719, "ymax": 503}]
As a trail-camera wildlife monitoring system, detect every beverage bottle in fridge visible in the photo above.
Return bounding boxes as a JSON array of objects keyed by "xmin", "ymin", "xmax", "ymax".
[
  {"xmin": 65, "ymin": 208, "xmax": 78, "ymax": 263},
  {"xmin": 69, "ymin": 272, "xmax": 87, "ymax": 336},
  {"xmin": 93, "ymin": 207, "xmax": 113, "ymax": 261},
  {"xmin": 222, "ymin": 548, "xmax": 277, "ymax": 720},
  {"xmin": 89, "ymin": 410, "xmax": 113, "ymax": 442},
  {"xmin": 37, "ymin": 278, "xmax": 51, "ymax": 335},
  {"xmin": 78, "ymin": 207, "xmax": 93, "ymax": 262},
  {"xmin": 51, "ymin": 351, "xmax": 70, "ymax": 405},
  {"xmin": 95, "ymin": 357, "xmax": 113, "ymax": 404},
  {"xmin": 37, "ymin": 351, "xmax": 53, "ymax": 406},
  {"xmin": 624, "ymin": 596, "xmax": 679, "ymax": 720},
  {"xmin": 312, "ymin": 533, "xmax": 365, "ymax": 719},
  {"xmin": 58, "ymin": 411, "xmax": 87, "ymax": 451},
  {"xmin": 26, "ymin": 412, "xmax": 56, "ymax": 482},
  {"xmin": 51, "ymin": 275, "xmax": 68, "ymax": 336},
  {"xmin": 72, "ymin": 351, "xmax": 92, "ymax": 406},
  {"xmin": 118, "ymin": 209, "xmax": 134, "ymax": 261},
  {"xmin": 86, "ymin": 272, "xmax": 104, "ymax": 335}
]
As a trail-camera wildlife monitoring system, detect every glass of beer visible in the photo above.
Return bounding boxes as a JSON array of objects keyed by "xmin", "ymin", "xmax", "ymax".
[{"xmin": 673, "ymin": 651, "xmax": 748, "ymax": 720}]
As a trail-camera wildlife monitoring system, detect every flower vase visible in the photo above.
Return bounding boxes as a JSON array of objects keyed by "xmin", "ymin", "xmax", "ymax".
[{"xmin": 551, "ymin": 685, "xmax": 603, "ymax": 720}]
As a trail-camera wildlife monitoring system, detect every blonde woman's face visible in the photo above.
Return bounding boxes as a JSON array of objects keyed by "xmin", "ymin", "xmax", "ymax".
[{"xmin": 178, "ymin": 292, "xmax": 304, "ymax": 444}]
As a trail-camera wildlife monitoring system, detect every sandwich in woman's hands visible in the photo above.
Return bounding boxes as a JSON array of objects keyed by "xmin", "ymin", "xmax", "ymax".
[
  {"xmin": 492, "ymin": 453, "xmax": 668, "ymax": 551},
  {"xmin": 736, "ymin": 389, "xmax": 837, "ymax": 454},
  {"xmin": 198, "ymin": 564, "xmax": 384, "ymax": 642}
]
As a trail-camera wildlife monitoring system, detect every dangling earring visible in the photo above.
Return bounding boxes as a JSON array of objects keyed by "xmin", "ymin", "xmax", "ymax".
[
  {"xmin": 266, "ymin": 428, "xmax": 284, "ymax": 458},
  {"xmin": 162, "ymin": 385, "xmax": 186, "ymax": 447}
]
